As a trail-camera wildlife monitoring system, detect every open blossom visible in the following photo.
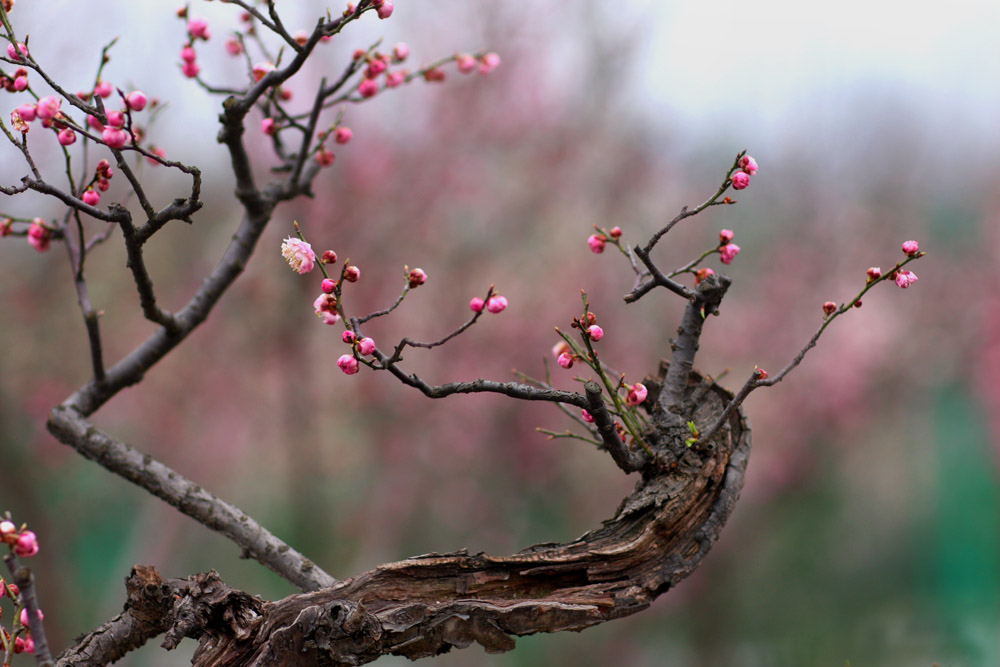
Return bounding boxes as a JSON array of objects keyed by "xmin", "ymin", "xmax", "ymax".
[
  {"xmin": 13, "ymin": 530, "xmax": 39, "ymax": 557},
  {"xmin": 739, "ymin": 155, "xmax": 758, "ymax": 175},
  {"xmin": 469, "ymin": 297, "xmax": 485, "ymax": 313},
  {"xmin": 486, "ymin": 295, "xmax": 508, "ymax": 313},
  {"xmin": 557, "ymin": 352, "xmax": 574, "ymax": 369},
  {"xmin": 901, "ymin": 240, "xmax": 920, "ymax": 256},
  {"xmin": 313, "ymin": 294, "xmax": 339, "ymax": 325},
  {"xmin": 894, "ymin": 270, "xmax": 918, "ymax": 288},
  {"xmin": 281, "ymin": 237, "xmax": 316, "ymax": 274},
  {"xmin": 626, "ymin": 383, "xmax": 648, "ymax": 406},
  {"xmin": 27, "ymin": 219, "xmax": 50, "ymax": 252},
  {"xmin": 357, "ymin": 337, "xmax": 376, "ymax": 356},
  {"xmin": 719, "ymin": 243, "xmax": 741, "ymax": 265},
  {"xmin": 588, "ymin": 234, "xmax": 606, "ymax": 254},
  {"xmin": 337, "ymin": 354, "xmax": 360, "ymax": 375},
  {"xmin": 730, "ymin": 171, "xmax": 750, "ymax": 190},
  {"xmin": 588, "ymin": 325, "xmax": 604, "ymax": 341}
]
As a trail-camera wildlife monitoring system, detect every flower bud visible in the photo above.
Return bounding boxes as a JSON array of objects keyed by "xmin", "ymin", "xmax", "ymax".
[
  {"xmin": 335, "ymin": 126, "xmax": 353, "ymax": 144},
  {"xmin": 581, "ymin": 409, "xmax": 595, "ymax": 423},
  {"xmin": 609, "ymin": 226, "xmax": 622, "ymax": 239},
  {"xmin": 479, "ymin": 52, "xmax": 501, "ymax": 75},
  {"xmin": 82, "ymin": 189, "xmax": 100, "ymax": 206},
  {"xmin": 739, "ymin": 155, "xmax": 758, "ymax": 175},
  {"xmin": 718, "ymin": 243, "xmax": 741, "ymax": 265},
  {"xmin": 822, "ymin": 301, "xmax": 837, "ymax": 316},
  {"xmin": 695, "ymin": 267, "xmax": 715, "ymax": 285},
  {"xmin": 866, "ymin": 266, "xmax": 882, "ymax": 283},
  {"xmin": 344, "ymin": 265, "xmax": 361, "ymax": 282},
  {"xmin": 730, "ymin": 171, "xmax": 750, "ymax": 190},
  {"xmin": 901, "ymin": 239, "xmax": 920, "ymax": 257},
  {"xmin": 894, "ymin": 270, "xmax": 918, "ymax": 289},
  {"xmin": 126, "ymin": 91, "xmax": 148, "ymax": 111},
  {"xmin": 322, "ymin": 250, "xmax": 338, "ymax": 264},
  {"xmin": 486, "ymin": 295, "xmax": 508, "ymax": 313},
  {"xmin": 719, "ymin": 229, "xmax": 734, "ymax": 244},
  {"xmin": 557, "ymin": 352, "xmax": 574, "ymax": 369},
  {"xmin": 357, "ymin": 337, "xmax": 376, "ymax": 356},
  {"xmin": 407, "ymin": 267, "xmax": 427, "ymax": 288},
  {"xmin": 587, "ymin": 325, "xmax": 604, "ymax": 341},
  {"xmin": 342, "ymin": 330, "xmax": 356, "ymax": 343},
  {"xmin": 587, "ymin": 234, "xmax": 606, "ymax": 254},
  {"xmin": 13, "ymin": 530, "xmax": 39, "ymax": 557},
  {"xmin": 469, "ymin": 297, "xmax": 485, "ymax": 312},
  {"xmin": 626, "ymin": 383, "xmax": 647, "ymax": 406},
  {"xmin": 337, "ymin": 354, "xmax": 360, "ymax": 375},
  {"xmin": 57, "ymin": 128, "xmax": 76, "ymax": 146}
]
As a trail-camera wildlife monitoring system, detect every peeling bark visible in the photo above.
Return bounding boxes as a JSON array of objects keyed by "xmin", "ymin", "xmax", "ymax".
[{"xmin": 63, "ymin": 371, "xmax": 749, "ymax": 666}]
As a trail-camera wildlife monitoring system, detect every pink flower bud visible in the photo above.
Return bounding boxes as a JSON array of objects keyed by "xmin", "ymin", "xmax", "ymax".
[
  {"xmin": 901, "ymin": 239, "xmax": 920, "ymax": 256},
  {"xmin": 35, "ymin": 96, "xmax": 61, "ymax": 121},
  {"xmin": 180, "ymin": 46, "xmax": 197, "ymax": 64},
  {"xmin": 87, "ymin": 114, "xmax": 104, "ymax": 131},
  {"xmin": 866, "ymin": 266, "xmax": 882, "ymax": 282},
  {"xmin": 609, "ymin": 226, "xmax": 622, "ymax": 239},
  {"xmin": 479, "ymin": 52, "xmax": 501, "ymax": 75},
  {"xmin": 894, "ymin": 270, "xmax": 918, "ymax": 289},
  {"xmin": 588, "ymin": 324, "xmax": 604, "ymax": 341},
  {"xmin": 102, "ymin": 127, "xmax": 129, "ymax": 149},
  {"xmin": 357, "ymin": 337, "xmax": 376, "ymax": 356},
  {"xmin": 293, "ymin": 30, "xmax": 309, "ymax": 46},
  {"xmin": 335, "ymin": 126, "xmax": 353, "ymax": 144},
  {"xmin": 27, "ymin": 219, "xmax": 50, "ymax": 252},
  {"xmin": 581, "ymin": 409, "xmax": 595, "ymax": 423},
  {"xmin": 322, "ymin": 250, "xmax": 338, "ymax": 264},
  {"xmin": 82, "ymin": 189, "xmax": 100, "ymax": 206},
  {"xmin": 0, "ymin": 218, "xmax": 11, "ymax": 237},
  {"xmin": 587, "ymin": 234, "xmax": 606, "ymax": 254},
  {"xmin": 181, "ymin": 61, "xmax": 201, "ymax": 78},
  {"xmin": 13, "ymin": 637, "xmax": 31, "ymax": 654},
  {"xmin": 719, "ymin": 243, "xmax": 741, "ymax": 265},
  {"xmin": 392, "ymin": 42, "xmax": 410, "ymax": 62},
  {"xmin": 822, "ymin": 301, "xmax": 837, "ymax": 316},
  {"xmin": 97, "ymin": 179, "xmax": 110, "ymax": 191},
  {"xmin": 739, "ymin": 155, "xmax": 758, "ymax": 175},
  {"xmin": 252, "ymin": 62, "xmax": 275, "ymax": 82},
  {"xmin": 225, "ymin": 38, "xmax": 243, "ymax": 56},
  {"xmin": 281, "ymin": 237, "xmax": 316, "ymax": 274},
  {"xmin": 407, "ymin": 267, "xmax": 427, "ymax": 288},
  {"xmin": 106, "ymin": 111, "xmax": 125, "ymax": 128},
  {"xmin": 342, "ymin": 330, "xmax": 356, "ymax": 343},
  {"xmin": 188, "ymin": 17, "xmax": 211, "ymax": 40},
  {"xmin": 366, "ymin": 59, "xmax": 387, "ymax": 78},
  {"xmin": 557, "ymin": 352, "xmax": 574, "ymax": 369},
  {"xmin": 469, "ymin": 297, "xmax": 485, "ymax": 312},
  {"xmin": 13, "ymin": 530, "xmax": 38, "ymax": 557},
  {"xmin": 94, "ymin": 80, "xmax": 113, "ymax": 98},
  {"xmin": 385, "ymin": 71, "xmax": 406, "ymax": 88},
  {"xmin": 321, "ymin": 278, "xmax": 336, "ymax": 294},
  {"xmin": 456, "ymin": 54, "xmax": 476, "ymax": 74},
  {"xmin": 344, "ymin": 265, "xmax": 360, "ymax": 282},
  {"xmin": 337, "ymin": 354, "xmax": 360, "ymax": 375},
  {"xmin": 552, "ymin": 341, "xmax": 570, "ymax": 359},
  {"xmin": 730, "ymin": 171, "xmax": 750, "ymax": 190},
  {"xmin": 626, "ymin": 382, "xmax": 648, "ymax": 406},
  {"xmin": 313, "ymin": 294, "xmax": 340, "ymax": 325},
  {"xmin": 694, "ymin": 267, "xmax": 715, "ymax": 285},
  {"xmin": 486, "ymin": 295, "xmax": 508, "ymax": 313},
  {"xmin": 13, "ymin": 75, "xmax": 27, "ymax": 91},
  {"xmin": 261, "ymin": 118, "xmax": 277, "ymax": 135},
  {"xmin": 126, "ymin": 91, "xmax": 147, "ymax": 111},
  {"xmin": 358, "ymin": 77, "xmax": 378, "ymax": 98},
  {"xmin": 423, "ymin": 68, "xmax": 446, "ymax": 83},
  {"xmin": 57, "ymin": 128, "xmax": 76, "ymax": 146},
  {"xmin": 19, "ymin": 608, "xmax": 42, "ymax": 627},
  {"xmin": 719, "ymin": 229, "xmax": 734, "ymax": 244},
  {"xmin": 16, "ymin": 103, "xmax": 35, "ymax": 122},
  {"xmin": 375, "ymin": 0, "xmax": 393, "ymax": 19},
  {"xmin": 755, "ymin": 367, "xmax": 768, "ymax": 380},
  {"xmin": 315, "ymin": 147, "xmax": 335, "ymax": 167},
  {"xmin": 7, "ymin": 42, "xmax": 27, "ymax": 61}
]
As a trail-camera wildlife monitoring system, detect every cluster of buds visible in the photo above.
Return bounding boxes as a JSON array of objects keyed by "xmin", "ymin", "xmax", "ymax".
[
  {"xmin": 308, "ymin": 125, "xmax": 353, "ymax": 167},
  {"xmin": 2, "ymin": 66, "xmax": 29, "ymax": 93},
  {"xmin": 587, "ymin": 226, "xmax": 621, "ymax": 254},
  {"xmin": 337, "ymin": 331, "xmax": 377, "ymax": 374},
  {"xmin": 454, "ymin": 52, "xmax": 502, "ymax": 76},
  {"xmin": 407, "ymin": 267, "xmax": 427, "ymax": 289},
  {"xmin": 717, "ymin": 229, "xmax": 741, "ymax": 265},
  {"xmin": 470, "ymin": 294, "xmax": 508, "ymax": 314},
  {"xmin": 176, "ymin": 13, "xmax": 212, "ymax": 78},
  {"xmin": 27, "ymin": 218, "xmax": 50, "ymax": 253},
  {"xmin": 80, "ymin": 158, "xmax": 115, "ymax": 206},
  {"xmin": 354, "ymin": 43, "xmax": 411, "ymax": 97},
  {"xmin": 570, "ymin": 310, "xmax": 604, "ymax": 342},
  {"xmin": 729, "ymin": 154, "xmax": 758, "ymax": 191},
  {"xmin": 0, "ymin": 518, "xmax": 38, "ymax": 558}
]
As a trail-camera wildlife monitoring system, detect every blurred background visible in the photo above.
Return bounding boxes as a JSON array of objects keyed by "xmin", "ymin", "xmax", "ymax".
[{"xmin": 1, "ymin": 1, "xmax": 997, "ymax": 665}]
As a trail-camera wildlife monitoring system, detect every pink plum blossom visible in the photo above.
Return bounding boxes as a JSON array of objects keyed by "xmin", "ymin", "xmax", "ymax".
[
  {"xmin": 626, "ymin": 383, "xmax": 648, "ymax": 406},
  {"xmin": 823, "ymin": 301, "xmax": 837, "ymax": 316},
  {"xmin": 866, "ymin": 266, "xmax": 882, "ymax": 282},
  {"xmin": 342, "ymin": 330, "xmax": 356, "ymax": 344},
  {"xmin": 901, "ymin": 240, "xmax": 920, "ymax": 256},
  {"xmin": 366, "ymin": 59, "xmax": 387, "ymax": 78},
  {"xmin": 180, "ymin": 47, "xmax": 197, "ymax": 64},
  {"xmin": 894, "ymin": 270, "xmax": 918, "ymax": 289},
  {"xmin": 719, "ymin": 243, "xmax": 741, "ymax": 265},
  {"xmin": 479, "ymin": 52, "xmax": 501, "ymax": 75},
  {"xmin": 375, "ymin": 0, "xmax": 393, "ymax": 19},
  {"xmin": 87, "ymin": 114, "xmax": 104, "ymax": 131},
  {"xmin": 19, "ymin": 608, "xmax": 42, "ymax": 627},
  {"xmin": 357, "ymin": 337, "xmax": 376, "ymax": 356},
  {"xmin": 609, "ymin": 226, "xmax": 622, "ymax": 238},
  {"xmin": 557, "ymin": 352, "xmax": 574, "ymax": 369},
  {"xmin": 322, "ymin": 250, "xmax": 338, "ymax": 264},
  {"xmin": 730, "ymin": 171, "xmax": 750, "ymax": 190},
  {"xmin": 252, "ymin": 62, "xmax": 275, "ymax": 82},
  {"xmin": 7, "ymin": 42, "xmax": 27, "ymax": 61},
  {"xmin": 407, "ymin": 267, "xmax": 427, "ymax": 288},
  {"xmin": 385, "ymin": 71, "xmax": 406, "ymax": 88},
  {"xmin": 392, "ymin": 42, "xmax": 410, "ymax": 62},
  {"xmin": 552, "ymin": 341, "xmax": 570, "ymax": 359},
  {"xmin": 281, "ymin": 237, "xmax": 316, "ymax": 274},
  {"xmin": 35, "ymin": 96, "xmax": 61, "ymax": 121},
  {"xmin": 13, "ymin": 530, "xmax": 38, "ymax": 557},
  {"xmin": 106, "ymin": 111, "xmax": 125, "ymax": 128},
  {"xmin": 335, "ymin": 126, "xmax": 353, "ymax": 144},
  {"xmin": 102, "ymin": 127, "xmax": 129, "ymax": 149},
  {"xmin": 469, "ymin": 297, "xmax": 485, "ymax": 312},
  {"xmin": 719, "ymin": 229, "xmax": 734, "ymax": 244},
  {"xmin": 57, "ymin": 128, "xmax": 76, "ymax": 146},
  {"xmin": 94, "ymin": 80, "xmax": 113, "ymax": 98},
  {"xmin": 321, "ymin": 278, "xmax": 336, "ymax": 294},
  {"xmin": 182, "ymin": 61, "xmax": 201, "ymax": 78},
  {"xmin": 126, "ymin": 91, "xmax": 148, "ymax": 111},
  {"xmin": 82, "ymin": 189, "xmax": 100, "ymax": 206},
  {"xmin": 456, "ymin": 54, "xmax": 476, "ymax": 74},
  {"xmin": 27, "ymin": 219, "xmax": 50, "ymax": 252},
  {"xmin": 13, "ymin": 74, "xmax": 27, "ymax": 91},
  {"xmin": 312, "ymin": 294, "xmax": 339, "ymax": 325},
  {"xmin": 739, "ymin": 155, "xmax": 758, "ymax": 175},
  {"xmin": 225, "ymin": 39, "xmax": 243, "ymax": 56},
  {"xmin": 588, "ymin": 234, "xmax": 606, "ymax": 254},
  {"xmin": 344, "ymin": 265, "xmax": 361, "ymax": 282},
  {"xmin": 486, "ymin": 295, "xmax": 508, "ymax": 313},
  {"xmin": 588, "ymin": 325, "xmax": 604, "ymax": 341},
  {"xmin": 14, "ymin": 636, "xmax": 33, "ymax": 654},
  {"xmin": 358, "ymin": 77, "xmax": 378, "ymax": 98},
  {"xmin": 582, "ymin": 409, "xmax": 595, "ymax": 423},
  {"xmin": 315, "ymin": 147, "xmax": 335, "ymax": 167},
  {"xmin": 695, "ymin": 267, "xmax": 715, "ymax": 285},
  {"xmin": 188, "ymin": 17, "xmax": 211, "ymax": 40},
  {"xmin": 261, "ymin": 118, "xmax": 277, "ymax": 135},
  {"xmin": 337, "ymin": 354, "xmax": 360, "ymax": 375},
  {"xmin": 16, "ymin": 103, "xmax": 36, "ymax": 122}
]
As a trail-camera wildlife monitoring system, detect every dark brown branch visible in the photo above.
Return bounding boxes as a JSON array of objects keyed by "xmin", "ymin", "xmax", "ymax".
[
  {"xmin": 583, "ymin": 380, "xmax": 647, "ymax": 472},
  {"xmin": 47, "ymin": 406, "xmax": 337, "ymax": 592},
  {"xmin": 624, "ymin": 246, "xmax": 695, "ymax": 302},
  {"xmin": 4, "ymin": 554, "xmax": 54, "ymax": 666},
  {"xmin": 114, "ymin": 204, "xmax": 177, "ymax": 329}
]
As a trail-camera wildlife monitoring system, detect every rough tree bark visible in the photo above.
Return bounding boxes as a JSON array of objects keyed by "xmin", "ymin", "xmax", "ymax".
[{"xmin": 55, "ymin": 369, "xmax": 749, "ymax": 666}]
